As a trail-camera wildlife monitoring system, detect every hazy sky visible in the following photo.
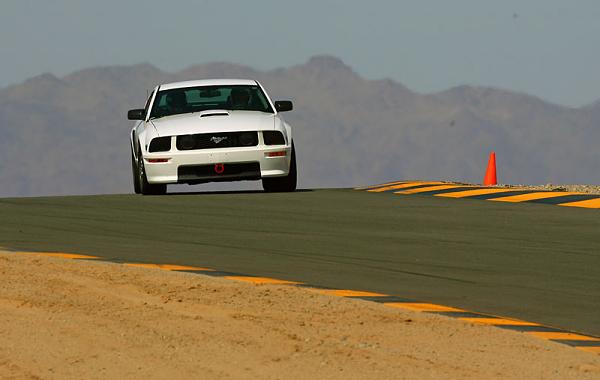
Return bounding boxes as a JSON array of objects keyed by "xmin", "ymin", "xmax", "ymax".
[{"xmin": 1, "ymin": 0, "xmax": 599, "ymax": 107}]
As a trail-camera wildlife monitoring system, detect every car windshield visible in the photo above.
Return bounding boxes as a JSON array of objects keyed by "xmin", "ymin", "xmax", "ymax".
[{"xmin": 149, "ymin": 85, "xmax": 274, "ymax": 119}]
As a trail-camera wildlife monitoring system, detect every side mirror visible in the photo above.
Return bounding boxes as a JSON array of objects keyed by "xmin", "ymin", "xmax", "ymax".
[
  {"xmin": 127, "ymin": 109, "xmax": 145, "ymax": 120},
  {"xmin": 274, "ymin": 100, "xmax": 293, "ymax": 112}
]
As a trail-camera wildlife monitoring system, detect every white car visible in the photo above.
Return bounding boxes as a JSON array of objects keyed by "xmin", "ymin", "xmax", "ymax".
[{"xmin": 127, "ymin": 79, "xmax": 296, "ymax": 195}]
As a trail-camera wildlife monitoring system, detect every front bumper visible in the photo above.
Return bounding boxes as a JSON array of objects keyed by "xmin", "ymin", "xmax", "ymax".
[{"xmin": 143, "ymin": 145, "xmax": 292, "ymax": 184}]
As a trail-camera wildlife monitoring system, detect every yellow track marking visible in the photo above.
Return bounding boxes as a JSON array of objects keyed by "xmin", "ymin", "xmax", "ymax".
[
  {"xmin": 309, "ymin": 288, "xmax": 387, "ymax": 297},
  {"xmin": 355, "ymin": 181, "xmax": 408, "ymax": 190},
  {"xmin": 491, "ymin": 192, "xmax": 582, "ymax": 203},
  {"xmin": 310, "ymin": 289, "xmax": 387, "ymax": 297},
  {"xmin": 159, "ymin": 264, "xmax": 213, "ymax": 271},
  {"xmin": 459, "ymin": 317, "xmax": 539, "ymax": 326},
  {"xmin": 395, "ymin": 184, "xmax": 467, "ymax": 195},
  {"xmin": 124, "ymin": 263, "xmax": 213, "ymax": 271},
  {"xmin": 385, "ymin": 303, "xmax": 465, "ymax": 312},
  {"xmin": 367, "ymin": 181, "xmax": 427, "ymax": 192},
  {"xmin": 527, "ymin": 332, "xmax": 600, "ymax": 341},
  {"xmin": 368, "ymin": 181, "xmax": 445, "ymax": 193},
  {"xmin": 224, "ymin": 276, "xmax": 301, "ymax": 285},
  {"xmin": 17, "ymin": 252, "xmax": 99, "ymax": 260},
  {"xmin": 435, "ymin": 188, "xmax": 517, "ymax": 198},
  {"xmin": 577, "ymin": 347, "xmax": 600, "ymax": 354},
  {"xmin": 559, "ymin": 198, "xmax": 600, "ymax": 209},
  {"xmin": 124, "ymin": 263, "xmax": 166, "ymax": 269}
]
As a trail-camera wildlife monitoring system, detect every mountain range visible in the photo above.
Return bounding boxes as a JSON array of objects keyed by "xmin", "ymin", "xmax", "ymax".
[{"xmin": 1, "ymin": 55, "xmax": 599, "ymax": 197}]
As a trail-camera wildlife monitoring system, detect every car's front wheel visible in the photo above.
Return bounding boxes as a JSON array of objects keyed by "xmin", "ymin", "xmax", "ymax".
[
  {"xmin": 262, "ymin": 144, "xmax": 297, "ymax": 192},
  {"xmin": 137, "ymin": 148, "xmax": 167, "ymax": 195}
]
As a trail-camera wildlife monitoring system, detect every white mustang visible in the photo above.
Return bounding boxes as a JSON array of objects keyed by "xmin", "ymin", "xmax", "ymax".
[{"xmin": 128, "ymin": 79, "xmax": 296, "ymax": 195}]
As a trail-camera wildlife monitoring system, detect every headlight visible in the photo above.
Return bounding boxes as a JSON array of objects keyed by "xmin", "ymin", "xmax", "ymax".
[
  {"xmin": 263, "ymin": 131, "xmax": 285, "ymax": 145},
  {"xmin": 148, "ymin": 137, "xmax": 171, "ymax": 152}
]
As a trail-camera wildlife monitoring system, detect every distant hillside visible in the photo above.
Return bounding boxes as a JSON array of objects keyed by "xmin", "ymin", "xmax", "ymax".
[{"xmin": 1, "ymin": 56, "xmax": 599, "ymax": 197}]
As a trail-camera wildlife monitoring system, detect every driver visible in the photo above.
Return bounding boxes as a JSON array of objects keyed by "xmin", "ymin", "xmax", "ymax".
[
  {"xmin": 166, "ymin": 91, "xmax": 187, "ymax": 114},
  {"xmin": 229, "ymin": 88, "xmax": 251, "ymax": 109}
]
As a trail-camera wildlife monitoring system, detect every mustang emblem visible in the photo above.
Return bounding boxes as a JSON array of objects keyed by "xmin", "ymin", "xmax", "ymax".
[{"xmin": 210, "ymin": 136, "xmax": 228, "ymax": 144}]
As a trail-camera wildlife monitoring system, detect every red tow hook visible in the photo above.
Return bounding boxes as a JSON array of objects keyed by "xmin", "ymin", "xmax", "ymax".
[{"xmin": 214, "ymin": 163, "xmax": 225, "ymax": 174}]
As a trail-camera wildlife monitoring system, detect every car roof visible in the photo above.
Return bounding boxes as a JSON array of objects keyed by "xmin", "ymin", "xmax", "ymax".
[{"xmin": 159, "ymin": 79, "xmax": 258, "ymax": 91}]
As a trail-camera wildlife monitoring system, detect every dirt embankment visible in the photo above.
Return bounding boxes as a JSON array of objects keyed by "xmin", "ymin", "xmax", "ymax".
[
  {"xmin": 448, "ymin": 181, "xmax": 600, "ymax": 194},
  {"xmin": 1, "ymin": 251, "xmax": 599, "ymax": 379},
  {"xmin": 500, "ymin": 184, "xmax": 600, "ymax": 194}
]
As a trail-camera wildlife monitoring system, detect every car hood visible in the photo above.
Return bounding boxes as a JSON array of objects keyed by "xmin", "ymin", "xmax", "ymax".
[{"xmin": 149, "ymin": 110, "xmax": 276, "ymax": 136}]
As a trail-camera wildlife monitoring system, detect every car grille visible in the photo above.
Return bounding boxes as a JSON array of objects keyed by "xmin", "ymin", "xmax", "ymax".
[
  {"xmin": 178, "ymin": 162, "xmax": 261, "ymax": 183},
  {"xmin": 176, "ymin": 132, "xmax": 258, "ymax": 150}
]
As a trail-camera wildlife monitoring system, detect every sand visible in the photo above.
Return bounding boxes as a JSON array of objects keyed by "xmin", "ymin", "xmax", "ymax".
[{"xmin": 1, "ymin": 251, "xmax": 599, "ymax": 379}]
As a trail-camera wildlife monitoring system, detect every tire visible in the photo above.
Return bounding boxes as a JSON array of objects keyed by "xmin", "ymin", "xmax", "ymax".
[
  {"xmin": 131, "ymin": 147, "xmax": 141, "ymax": 194},
  {"xmin": 262, "ymin": 143, "xmax": 297, "ymax": 193},
  {"xmin": 137, "ymin": 148, "xmax": 167, "ymax": 195}
]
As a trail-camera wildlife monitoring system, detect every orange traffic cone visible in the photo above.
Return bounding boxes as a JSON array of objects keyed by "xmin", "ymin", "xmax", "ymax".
[{"xmin": 483, "ymin": 152, "xmax": 497, "ymax": 186}]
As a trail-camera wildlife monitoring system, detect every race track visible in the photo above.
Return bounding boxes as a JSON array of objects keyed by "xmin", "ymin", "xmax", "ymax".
[{"xmin": 1, "ymin": 189, "xmax": 599, "ymax": 336}]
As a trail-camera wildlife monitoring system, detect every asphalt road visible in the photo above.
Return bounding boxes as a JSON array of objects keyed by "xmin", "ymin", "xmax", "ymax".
[{"xmin": 1, "ymin": 189, "xmax": 599, "ymax": 336}]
